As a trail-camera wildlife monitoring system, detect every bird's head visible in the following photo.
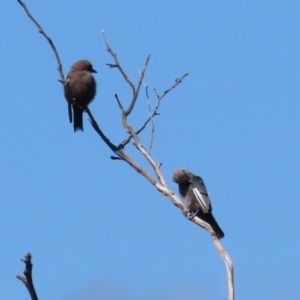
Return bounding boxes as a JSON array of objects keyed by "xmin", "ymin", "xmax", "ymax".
[
  {"xmin": 172, "ymin": 168, "xmax": 193, "ymax": 184},
  {"xmin": 71, "ymin": 59, "xmax": 97, "ymax": 73}
]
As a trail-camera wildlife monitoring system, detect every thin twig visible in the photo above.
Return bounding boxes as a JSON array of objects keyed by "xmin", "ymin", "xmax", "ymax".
[
  {"xmin": 17, "ymin": 0, "xmax": 64, "ymax": 82},
  {"xmin": 102, "ymin": 31, "xmax": 136, "ymax": 93},
  {"xmin": 137, "ymin": 72, "xmax": 155, "ymax": 155},
  {"xmin": 114, "ymin": 94, "xmax": 124, "ymax": 111},
  {"xmin": 146, "ymin": 86, "xmax": 155, "ymax": 154},
  {"xmin": 102, "ymin": 30, "xmax": 150, "ymax": 119},
  {"xmin": 154, "ymin": 72, "xmax": 189, "ymax": 101},
  {"xmin": 16, "ymin": 253, "xmax": 38, "ymax": 300},
  {"xmin": 120, "ymin": 73, "xmax": 188, "ymax": 147},
  {"xmin": 120, "ymin": 110, "xmax": 159, "ymax": 148},
  {"xmin": 17, "ymin": 0, "xmax": 73, "ymax": 122},
  {"xmin": 125, "ymin": 55, "xmax": 150, "ymax": 116}
]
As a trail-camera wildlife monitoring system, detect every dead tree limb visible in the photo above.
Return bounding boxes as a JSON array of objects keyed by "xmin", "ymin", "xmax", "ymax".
[
  {"xmin": 16, "ymin": 0, "xmax": 74, "ymax": 123},
  {"xmin": 120, "ymin": 72, "xmax": 188, "ymax": 148},
  {"xmin": 102, "ymin": 32, "xmax": 234, "ymax": 300},
  {"xmin": 16, "ymin": 253, "xmax": 38, "ymax": 300},
  {"xmin": 17, "ymin": 1, "xmax": 234, "ymax": 299},
  {"xmin": 144, "ymin": 84, "xmax": 155, "ymax": 154}
]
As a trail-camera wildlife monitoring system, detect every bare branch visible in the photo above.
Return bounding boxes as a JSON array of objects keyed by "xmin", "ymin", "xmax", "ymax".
[
  {"xmin": 17, "ymin": 5, "xmax": 233, "ymax": 296},
  {"xmin": 193, "ymin": 216, "xmax": 234, "ymax": 300},
  {"xmin": 85, "ymin": 107, "xmax": 120, "ymax": 153},
  {"xmin": 154, "ymin": 72, "xmax": 189, "ymax": 101},
  {"xmin": 102, "ymin": 31, "xmax": 136, "ymax": 93},
  {"xmin": 155, "ymin": 183, "xmax": 234, "ymax": 300},
  {"xmin": 101, "ymin": 34, "xmax": 233, "ymax": 299},
  {"xmin": 120, "ymin": 110, "xmax": 159, "ymax": 148},
  {"xmin": 101, "ymin": 30, "xmax": 150, "ymax": 118},
  {"xmin": 131, "ymin": 134, "xmax": 167, "ymax": 186},
  {"xmin": 17, "ymin": 0, "xmax": 65, "ymax": 83},
  {"xmin": 120, "ymin": 73, "xmax": 188, "ymax": 147},
  {"xmin": 105, "ymin": 63, "xmax": 118, "ymax": 68},
  {"xmin": 125, "ymin": 55, "xmax": 150, "ymax": 116},
  {"xmin": 129, "ymin": 113, "xmax": 234, "ymax": 300},
  {"xmin": 16, "ymin": 253, "xmax": 38, "ymax": 300},
  {"xmin": 114, "ymin": 94, "xmax": 124, "ymax": 111},
  {"xmin": 116, "ymin": 149, "xmax": 157, "ymax": 185},
  {"xmin": 101, "ymin": 34, "xmax": 183, "ymax": 187},
  {"xmin": 146, "ymin": 86, "xmax": 155, "ymax": 154},
  {"xmin": 88, "ymin": 104, "xmax": 159, "ymax": 190},
  {"xmin": 17, "ymin": 0, "xmax": 73, "ymax": 122},
  {"xmin": 137, "ymin": 73, "xmax": 155, "ymax": 154}
]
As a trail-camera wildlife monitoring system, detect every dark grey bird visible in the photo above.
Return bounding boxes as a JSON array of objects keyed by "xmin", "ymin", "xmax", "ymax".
[
  {"xmin": 64, "ymin": 59, "xmax": 97, "ymax": 131},
  {"xmin": 172, "ymin": 168, "xmax": 224, "ymax": 239}
]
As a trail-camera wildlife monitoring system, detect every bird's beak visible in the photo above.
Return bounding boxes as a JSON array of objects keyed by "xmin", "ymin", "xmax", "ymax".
[{"xmin": 92, "ymin": 68, "xmax": 97, "ymax": 73}]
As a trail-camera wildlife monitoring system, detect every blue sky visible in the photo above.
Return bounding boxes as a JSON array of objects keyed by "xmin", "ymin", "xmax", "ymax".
[{"xmin": 1, "ymin": 1, "xmax": 300, "ymax": 299}]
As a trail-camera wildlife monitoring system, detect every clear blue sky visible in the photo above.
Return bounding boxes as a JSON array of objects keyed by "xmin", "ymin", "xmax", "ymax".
[{"xmin": 1, "ymin": 1, "xmax": 300, "ymax": 299}]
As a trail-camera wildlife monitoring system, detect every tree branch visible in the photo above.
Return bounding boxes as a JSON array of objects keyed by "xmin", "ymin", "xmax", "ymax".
[
  {"xmin": 154, "ymin": 183, "xmax": 234, "ymax": 300},
  {"xmin": 17, "ymin": 0, "xmax": 123, "ymax": 151},
  {"xmin": 102, "ymin": 35, "xmax": 234, "ymax": 300},
  {"xmin": 102, "ymin": 30, "xmax": 150, "ymax": 119},
  {"xmin": 18, "ymin": 2, "xmax": 234, "ymax": 297},
  {"xmin": 102, "ymin": 31, "xmax": 136, "ymax": 95},
  {"xmin": 125, "ymin": 55, "xmax": 150, "ymax": 116},
  {"xmin": 145, "ymin": 86, "xmax": 155, "ymax": 154},
  {"xmin": 85, "ymin": 107, "xmax": 120, "ymax": 153},
  {"xmin": 16, "ymin": 253, "xmax": 39, "ymax": 300},
  {"xmin": 120, "ymin": 72, "xmax": 188, "ymax": 148},
  {"xmin": 17, "ymin": 0, "xmax": 64, "ymax": 82},
  {"xmin": 120, "ymin": 110, "xmax": 159, "ymax": 148},
  {"xmin": 16, "ymin": 0, "xmax": 73, "ymax": 122}
]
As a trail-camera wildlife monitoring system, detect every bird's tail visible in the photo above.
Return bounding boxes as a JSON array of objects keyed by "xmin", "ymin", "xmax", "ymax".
[
  {"xmin": 198, "ymin": 212, "xmax": 225, "ymax": 239},
  {"xmin": 73, "ymin": 107, "xmax": 84, "ymax": 132}
]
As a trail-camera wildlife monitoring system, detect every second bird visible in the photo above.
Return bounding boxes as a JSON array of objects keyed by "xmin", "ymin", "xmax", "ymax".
[
  {"xmin": 64, "ymin": 59, "xmax": 97, "ymax": 131},
  {"xmin": 172, "ymin": 168, "xmax": 225, "ymax": 239}
]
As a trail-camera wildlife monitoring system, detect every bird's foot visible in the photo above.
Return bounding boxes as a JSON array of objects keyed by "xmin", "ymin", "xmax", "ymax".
[{"xmin": 183, "ymin": 209, "xmax": 196, "ymax": 220}]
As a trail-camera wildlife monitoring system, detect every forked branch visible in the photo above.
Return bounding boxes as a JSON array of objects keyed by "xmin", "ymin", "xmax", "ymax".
[
  {"xmin": 102, "ymin": 36, "xmax": 234, "ymax": 300},
  {"xmin": 17, "ymin": 1, "xmax": 234, "ymax": 299},
  {"xmin": 16, "ymin": 253, "xmax": 38, "ymax": 300},
  {"xmin": 120, "ymin": 72, "xmax": 188, "ymax": 147}
]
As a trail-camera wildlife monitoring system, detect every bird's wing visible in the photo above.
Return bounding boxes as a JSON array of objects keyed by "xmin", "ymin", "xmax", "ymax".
[{"xmin": 191, "ymin": 176, "xmax": 211, "ymax": 214}]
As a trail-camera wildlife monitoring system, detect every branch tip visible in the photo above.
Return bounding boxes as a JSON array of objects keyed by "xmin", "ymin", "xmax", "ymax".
[{"xmin": 16, "ymin": 252, "xmax": 38, "ymax": 300}]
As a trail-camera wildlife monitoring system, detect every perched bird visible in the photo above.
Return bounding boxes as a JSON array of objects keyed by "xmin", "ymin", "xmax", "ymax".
[
  {"xmin": 172, "ymin": 169, "xmax": 224, "ymax": 239},
  {"xmin": 64, "ymin": 59, "xmax": 97, "ymax": 131}
]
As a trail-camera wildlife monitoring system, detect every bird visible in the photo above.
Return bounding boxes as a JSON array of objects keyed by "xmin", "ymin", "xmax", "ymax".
[
  {"xmin": 64, "ymin": 59, "xmax": 97, "ymax": 131},
  {"xmin": 172, "ymin": 168, "xmax": 224, "ymax": 239}
]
